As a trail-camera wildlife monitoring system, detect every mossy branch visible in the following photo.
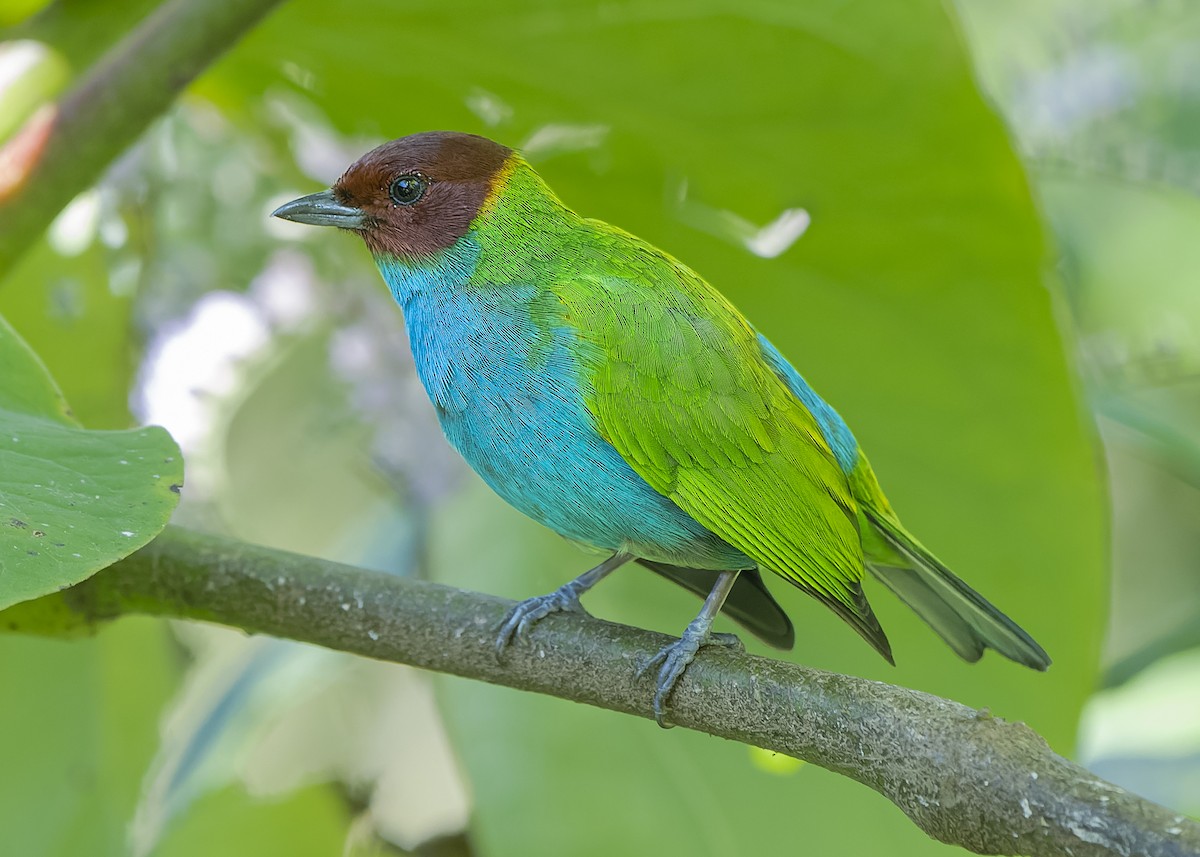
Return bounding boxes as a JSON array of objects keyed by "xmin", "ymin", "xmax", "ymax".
[
  {"xmin": 30, "ymin": 525, "xmax": 1197, "ymax": 857},
  {"xmin": 0, "ymin": 0, "xmax": 284, "ymax": 277}
]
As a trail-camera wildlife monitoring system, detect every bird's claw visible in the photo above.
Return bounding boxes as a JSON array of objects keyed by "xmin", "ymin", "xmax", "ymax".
[
  {"xmin": 640, "ymin": 629, "xmax": 743, "ymax": 728},
  {"xmin": 494, "ymin": 587, "xmax": 586, "ymax": 656},
  {"xmin": 710, "ymin": 631, "xmax": 745, "ymax": 653}
]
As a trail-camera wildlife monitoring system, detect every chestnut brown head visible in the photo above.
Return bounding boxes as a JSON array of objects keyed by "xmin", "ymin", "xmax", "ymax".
[{"xmin": 272, "ymin": 132, "xmax": 512, "ymax": 259}]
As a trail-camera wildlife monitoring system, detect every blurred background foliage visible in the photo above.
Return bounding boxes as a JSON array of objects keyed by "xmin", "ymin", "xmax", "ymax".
[{"xmin": 0, "ymin": 0, "xmax": 1192, "ymax": 854}]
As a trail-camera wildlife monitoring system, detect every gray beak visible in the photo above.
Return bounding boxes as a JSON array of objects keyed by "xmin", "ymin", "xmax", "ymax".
[{"xmin": 271, "ymin": 190, "xmax": 367, "ymax": 229}]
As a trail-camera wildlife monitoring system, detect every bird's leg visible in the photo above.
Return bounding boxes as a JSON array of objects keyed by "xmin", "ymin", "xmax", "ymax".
[
  {"xmin": 494, "ymin": 552, "xmax": 633, "ymax": 654},
  {"xmin": 640, "ymin": 569, "xmax": 742, "ymax": 728}
]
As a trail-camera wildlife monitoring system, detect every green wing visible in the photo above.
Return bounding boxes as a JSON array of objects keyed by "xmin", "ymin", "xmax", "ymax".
[{"xmin": 557, "ymin": 238, "xmax": 890, "ymax": 659}]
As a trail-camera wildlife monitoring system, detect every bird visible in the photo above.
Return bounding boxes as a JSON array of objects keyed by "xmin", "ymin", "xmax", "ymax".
[{"xmin": 272, "ymin": 131, "xmax": 1051, "ymax": 726}]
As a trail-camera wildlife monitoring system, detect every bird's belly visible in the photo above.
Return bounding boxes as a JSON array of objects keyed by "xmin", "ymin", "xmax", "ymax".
[{"xmin": 440, "ymin": 380, "xmax": 745, "ymax": 568}]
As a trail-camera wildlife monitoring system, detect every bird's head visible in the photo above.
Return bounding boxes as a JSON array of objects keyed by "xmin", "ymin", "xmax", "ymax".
[{"xmin": 272, "ymin": 131, "xmax": 514, "ymax": 260}]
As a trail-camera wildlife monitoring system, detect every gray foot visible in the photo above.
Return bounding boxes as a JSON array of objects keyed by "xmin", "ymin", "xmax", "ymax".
[
  {"xmin": 494, "ymin": 553, "xmax": 632, "ymax": 656},
  {"xmin": 641, "ymin": 628, "xmax": 743, "ymax": 727},
  {"xmin": 494, "ymin": 586, "xmax": 587, "ymax": 655}
]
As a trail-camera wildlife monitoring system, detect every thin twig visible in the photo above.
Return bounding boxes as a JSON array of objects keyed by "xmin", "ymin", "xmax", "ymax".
[
  {"xmin": 38, "ymin": 526, "xmax": 1200, "ymax": 857},
  {"xmin": 0, "ymin": 0, "xmax": 285, "ymax": 277}
]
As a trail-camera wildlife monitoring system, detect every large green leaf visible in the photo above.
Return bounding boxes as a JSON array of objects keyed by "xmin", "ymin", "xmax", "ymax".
[
  {"xmin": 0, "ymin": 235, "xmax": 137, "ymax": 430},
  {"xmin": 0, "ymin": 620, "xmax": 341, "ymax": 857},
  {"xmin": 0, "ymin": 313, "xmax": 182, "ymax": 612},
  {"xmin": 197, "ymin": 0, "xmax": 1107, "ymax": 852},
  {"xmin": 152, "ymin": 784, "xmax": 350, "ymax": 857},
  {"xmin": 0, "ymin": 617, "xmax": 180, "ymax": 856}
]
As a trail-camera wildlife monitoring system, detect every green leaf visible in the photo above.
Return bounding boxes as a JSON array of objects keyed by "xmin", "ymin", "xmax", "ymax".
[
  {"xmin": 0, "ymin": 235, "xmax": 138, "ymax": 429},
  {"xmin": 0, "ymin": 312, "xmax": 182, "ymax": 612},
  {"xmin": 152, "ymin": 784, "xmax": 350, "ymax": 857},
  {"xmin": 0, "ymin": 617, "xmax": 180, "ymax": 856}
]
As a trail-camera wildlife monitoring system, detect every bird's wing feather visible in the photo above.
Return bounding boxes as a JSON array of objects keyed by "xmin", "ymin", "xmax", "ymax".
[{"xmin": 557, "ymin": 240, "xmax": 866, "ymax": 609}]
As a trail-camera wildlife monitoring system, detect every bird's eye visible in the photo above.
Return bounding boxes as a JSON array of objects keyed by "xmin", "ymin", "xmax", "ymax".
[{"xmin": 389, "ymin": 174, "xmax": 428, "ymax": 206}]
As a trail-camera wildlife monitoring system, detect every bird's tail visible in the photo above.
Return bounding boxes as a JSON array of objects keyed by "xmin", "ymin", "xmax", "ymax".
[{"xmin": 861, "ymin": 510, "xmax": 1051, "ymax": 670}]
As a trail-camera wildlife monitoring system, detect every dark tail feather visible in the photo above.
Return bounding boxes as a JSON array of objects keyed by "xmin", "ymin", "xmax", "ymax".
[
  {"xmin": 637, "ymin": 561, "xmax": 794, "ymax": 650},
  {"xmin": 794, "ymin": 578, "xmax": 894, "ymax": 665},
  {"xmin": 864, "ymin": 511, "xmax": 1051, "ymax": 670}
]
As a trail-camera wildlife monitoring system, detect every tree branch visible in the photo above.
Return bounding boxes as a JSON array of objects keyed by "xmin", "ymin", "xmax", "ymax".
[
  {"xmin": 40, "ymin": 526, "xmax": 1200, "ymax": 857},
  {"xmin": 0, "ymin": 0, "xmax": 284, "ymax": 277}
]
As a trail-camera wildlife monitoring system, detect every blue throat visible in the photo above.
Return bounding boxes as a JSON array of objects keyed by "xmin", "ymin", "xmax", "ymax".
[{"xmin": 374, "ymin": 236, "xmax": 483, "ymax": 309}]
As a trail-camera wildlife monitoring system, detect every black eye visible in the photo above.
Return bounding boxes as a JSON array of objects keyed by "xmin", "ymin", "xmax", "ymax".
[{"xmin": 389, "ymin": 173, "xmax": 428, "ymax": 206}]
